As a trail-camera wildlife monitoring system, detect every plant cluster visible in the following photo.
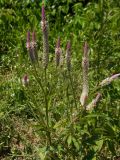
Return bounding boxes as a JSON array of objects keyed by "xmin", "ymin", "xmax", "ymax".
[
  {"xmin": 0, "ymin": 0, "xmax": 120, "ymax": 159},
  {"xmin": 16, "ymin": 4, "xmax": 120, "ymax": 160}
]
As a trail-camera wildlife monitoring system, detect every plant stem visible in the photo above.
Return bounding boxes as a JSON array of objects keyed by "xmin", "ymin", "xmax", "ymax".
[
  {"xmin": 32, "ymin": 65, "xmax": 51, "ymax": 145},
  {"xmin": 66, "ymin": 83, "xmax": 71, "ymax": 121},
  {"xmin": 68, "ymin": 70, "xmax": 77, "ymax": 110},
  {"xmin": 44, "ymin": 68, "xmax": 51, "ymax": 146},
  {"xmin": 26, "ymin": 88, "xmax": 46, "ymax": 126}
]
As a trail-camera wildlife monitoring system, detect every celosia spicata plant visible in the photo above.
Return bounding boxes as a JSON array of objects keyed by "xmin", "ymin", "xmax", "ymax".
[
  {"xmin": 23, "ymin": 4, "xmax": 120, "ymax": 159},
  {"xmin": 1, "ymin": 0, "xmax": 120, "ymax": 159}
]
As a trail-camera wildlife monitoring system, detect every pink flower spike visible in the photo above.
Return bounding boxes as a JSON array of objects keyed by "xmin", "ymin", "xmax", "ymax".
[
  {"xmin": 83, "ymin": 41, "xmax": 89, "ymax": 57},
  {"xmin": 110, "ymin": 73, "xmax": 120, "ymax": 80},
  {"xmin": 94, "ymin": 93, "xmax": 102, "ymax": 105},
  {"xmin": 55, "ymin": 37, "xmax": 62, "ymax": 66},
  {"xmin": 31, "ymin": 31, "xmax": 37, "ymax": 49},
  {"xmin": 42, "ymin": 5, "xmax": 46, "ymax": 22},
  {"xmin": 27, "ymin": 31, "xmax": 30, "ymax": 43},
  {"xmin": 67, "ymin": 40, "xmax": 71, "ymax": 51},
  {"xmin": 86, "ymin": 93, "xmax": 102, "ymax": 111},
  {"xmin": 99, "ymin": 77, "xmax": 110, "ymax": 86},
  {"xmin": 32, "ymin": 31, "xmax": 36, "ymax": 43},
  {"xmin": 100, "ymin": 73, "xmax": 120, "ymax": 86},
  {"xmin": 56, "ymin": 37, "xmax": 60, "ymax": 48},
  {"xmin": 22, "ymin": 75, "xmax": 29, "ymax": 87},
  {"xmin": 80, "ymin": 92, "xmax": 88, "ymax": 107},
  {"xmin": 66, "ymin": 41, "xmax": 71, "ymax": 70},
  {"xmin": 80, "ymin": 41, "xmax": 89, "ymax": 107}
]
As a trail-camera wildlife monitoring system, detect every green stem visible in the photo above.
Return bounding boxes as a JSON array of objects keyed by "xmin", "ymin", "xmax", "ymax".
[
  {"xmin": 32, "ymin": 65, "xmax": 51, "ymax": 145},
  {"xmin": 44, "ymin": 69, "xmax": 48, "ymax": 125},
  {"xmin": 68, "ymin": 70, "xmax": 77, "ymax": 110},
  {"xmin": 26, "ymin": 88, "xmax": 46, "ymax": 126},
  {"xmin": 44, "ymin": 68, "xmax": 51, "ymax": 146},
  {"xmin": 96, "ymin": 0, "xmax": 104, "ymax": 84},
  {"xmin": 66, "ymin": 83, "xmax": 71, "ymax": 122}
]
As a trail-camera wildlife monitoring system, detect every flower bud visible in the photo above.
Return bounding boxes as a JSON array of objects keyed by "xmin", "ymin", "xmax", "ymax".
[{"xmin": 22, "ymin": 75, "xmax": 29, "ymax": 87}]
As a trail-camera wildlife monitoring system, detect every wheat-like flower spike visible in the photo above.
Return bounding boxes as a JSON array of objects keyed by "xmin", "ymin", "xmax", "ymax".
[
  {"xmin": 31, "ymin": 31, "xmax": 38, "ymax": 61},
  {"xmin": 41, "ymin": 5, "xmax": 49, "ymax": 68},
  {"xmin": 80, "ymin": 41, "xmax": 89, "ymax": 107},
  {"xmin": 26, "ymin": 31, "xmax": 38, "ymax": 63},
  {"xmin": 22, "ymin": 74, "xmax": 29, "ymax": 87},
  {"xmin": 83, "ymin": 41, "xmax": 89, "ymax": 57},
  {"xmin": 26, "ymin": 31, "xmax": 35, "ymax": 62},
  {"xmin": 66, "ymin": 41, "xmax": 71, "ymax": 71},
  {"xmin": 55, "ymin": 37, "xmax": 62, "ymax": 66},
  {"xmin": 99, "ymin": 73, "xmax": 120, "ymax": 86},
  {"xmin": 86, "ymin": 93, "xmax": 102, "ymax": 111},
  {"xmin": 42, "ymin": 4, "xmax": 46, "ymax": 22}
]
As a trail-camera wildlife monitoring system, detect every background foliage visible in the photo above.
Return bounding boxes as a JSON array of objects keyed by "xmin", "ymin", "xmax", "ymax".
[{"xmin": 0, "ymin": 0, "xmax": 120, "ymax": 159}]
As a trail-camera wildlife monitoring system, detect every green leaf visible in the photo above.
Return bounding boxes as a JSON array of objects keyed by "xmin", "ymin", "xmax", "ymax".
[
  {"xmin": 93, "ymin": 139, "xmax": 103, "ymax": 152},
  {"xmin": 104, "ymin": 123, "xmax": 115, "ymax": 137},
  {"xmin": 108, "ymin": 141, "xmax": 116, "ymax": 155},
  {"xmin": 67, "ymin": 134, "xmax": 72, "ymax": 146},
  {"xmin": 72, "ymin": 137, "xmax": 80, "ymax": 151}
]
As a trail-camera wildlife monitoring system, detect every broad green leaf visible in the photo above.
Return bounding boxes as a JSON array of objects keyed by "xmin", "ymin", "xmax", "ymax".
[
  {"xmin": 72, "ymin": 137, "xmax": 80, "ymax": 151},
  {"xmin": 67, "ymin": 135, "xmax": 72, "ymax": 146},
  {"xmin": 93, "ymin": 139, "xmax": 103, "ymax": 152}
]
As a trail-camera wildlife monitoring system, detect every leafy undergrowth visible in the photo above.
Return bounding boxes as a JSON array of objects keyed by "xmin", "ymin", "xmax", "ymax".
[
  {"xmin": 0, "ymin": 116, "xmax": 41, "ymax": 160},
  {"xmin": 0, "ymin": 65, "xmax": 120, "ymax": 159}
]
